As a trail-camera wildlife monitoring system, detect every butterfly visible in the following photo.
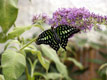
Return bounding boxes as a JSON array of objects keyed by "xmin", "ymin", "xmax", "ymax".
[{"xmin": 36, "ymin": 25, "xmax": 80, "ymax": 52}]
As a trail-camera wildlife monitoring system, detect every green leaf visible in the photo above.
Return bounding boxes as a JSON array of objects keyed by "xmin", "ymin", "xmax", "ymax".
[
  {"xmin": 8, "ymin": 26, "xmax": 32, "ymax": 39},
  {"xmin": 17, "ymin": 75, "xmax": 26, "ymax": 80},
  {"xmin": 40, "ymin": 45, "xmax": 70, "ymax": 79},
  {"xmin": 99, "ymin": 63, "xmax": 107, "ymax": 79},
  {"xmin": 0, "ymin": 74, "xmax": 5, "ymax": 80},
  {"xmin": 67, "ymin": 57, "xmax": 84, "ymax": 70},
  {"xmin": 99, "ymin": 63, "xmax": 107, "ymax": 71},
  {"xmin": 28, "ymin": 58, "xmax": 38, "ymax": 80},
  {"xmin": 4, "ymin": 40, "xmax": 21, "ymax": 50},
  {"xmin": 33, "ymin": 72, "xmax": 44, "ymax": 78},
  {"xmin": 28, "ymin": 58, "xmax": 38, "ymax": 71},
  {"xmin": 1, "ymin": 49, "xmax": 26, "ymax": 80},
  {"xmin": 44, "ymin": 73, "xmax": 62, "ymax": 80},
  {"xmin": 55, "ymin": 62, "xmax": 69, "ymax": 79},
  {"xmin": 36, "ymin": 51, "xmax": 50, "ymax": 71},
  {"xmin": 40, "ymin": 45, "xmax": 60, "ymax": 62},
  {"xmin": 0, "ymin": 0, "xmax": 18, "ymax": 33},
  {"xmin": 24, "ymin": 47, "xmax": 50, "ymax": 71}
]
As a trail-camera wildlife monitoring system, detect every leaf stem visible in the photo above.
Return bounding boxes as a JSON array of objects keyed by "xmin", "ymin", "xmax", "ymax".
[
  {"xmin": 20, "ymin": 37, "xmax": 37, "ymax": 51},
  {"xmin": 19, "ymin": 23, "xmax": 44, "ymax": 51}
]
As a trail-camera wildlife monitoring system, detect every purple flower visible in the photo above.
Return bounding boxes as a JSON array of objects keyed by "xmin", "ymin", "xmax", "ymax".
[
  {"xmin": 32, "ymin": 13, "xmax": 49, "ymax": 24},
  {"xmin": 32, "ymin": 15, "xmax": 40, "ymax": 24},
  {"xmin": 41, "ymin": 13, "xmax": 49, "ymax": 23},
  {"xmin": 32, "ymin": 7, "xmax": 107, "ymax": 32},
  {"xmin": 48, "ymin": 7, "xmax": 107, "ymax": 31},
  {"xmin": 49, "ymin": 8, "xmax": 91, "ymax": 30}
]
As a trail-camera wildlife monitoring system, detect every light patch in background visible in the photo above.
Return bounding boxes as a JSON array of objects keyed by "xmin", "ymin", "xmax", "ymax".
[{"xmin": 100, "ymin": 25, "xmax": 107, "ymax": 31}]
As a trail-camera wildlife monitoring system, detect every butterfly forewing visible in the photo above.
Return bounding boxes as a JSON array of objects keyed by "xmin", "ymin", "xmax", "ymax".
[
  {"xmin": 36, "ymin": 29, "xmax": 60, "ymax": 51},
  {"xmin": 55, "ymin": 25, "xmax": 80, "ymax": 50}
]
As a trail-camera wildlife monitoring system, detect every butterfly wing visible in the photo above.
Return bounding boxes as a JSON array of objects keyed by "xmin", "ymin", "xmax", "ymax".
[
  {"xmin": 36, "ymin": 29, "xmax": 60, "ymax": 51},
  {"xmin": 55, "ymin": 25, "xmax": 80, "ymax": 50}
]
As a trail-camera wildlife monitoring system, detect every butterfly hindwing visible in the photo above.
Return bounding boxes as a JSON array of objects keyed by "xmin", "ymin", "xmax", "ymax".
[
  {"xmin": 55, "ymin": 25, "xmax": 80, "ymax": 50},
  {"xmin": 60, "ymin": 39, "xmax": 68, "ymax": 50},
  {"xmin": 36, "ymin": 29, "xmax": 60, "ymax": 51}
]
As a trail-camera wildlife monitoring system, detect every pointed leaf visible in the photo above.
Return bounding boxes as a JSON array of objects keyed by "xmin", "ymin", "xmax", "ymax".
[
  {"xmin": 67, "ymin": 57, "xmax": 84, "ymax": 70},
  {"xmin": 0, "ymin": 0, "xmax": 18, "ymax": 33},
  {"xmin": 40, "ymin": 45, "xmax": 69, "ymax": 79},
  {"xmin": 36, "ymin": 51, "xmax": 50, "ymax": 71},
  {"xmin": 44, "ymin": 73, "xmax": 62, "ymax": 80},
  {"xmin": 8, "ymin": 26, "xmax": 32, "ymax": 39}
]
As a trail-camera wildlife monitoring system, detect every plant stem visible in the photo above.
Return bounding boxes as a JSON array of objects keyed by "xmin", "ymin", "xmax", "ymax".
[
  {"xmin": 25, "ymin": 65, "xmax": 29, "ymax": 80},
  {"xmin": 13, "ymin": 23, "xmax": 22, "ymax": 42},
  {"xmin": 20, "ymin": 37, "xmax": 37, "ymax": 51},
  {"xmin": 20, "ymin": 37, "xmax": 37, "ymax": 80}
]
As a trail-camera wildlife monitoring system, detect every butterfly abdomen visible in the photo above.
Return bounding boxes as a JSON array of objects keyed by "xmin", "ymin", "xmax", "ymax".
[{"xmin": 53, "ymin": 30, "xmax": 60, "ymax": 43}]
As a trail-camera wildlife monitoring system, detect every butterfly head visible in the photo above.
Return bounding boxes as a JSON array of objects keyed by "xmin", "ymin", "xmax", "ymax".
[{"xmin": 74, "ymin": 27, "xmax": 80, "ymax": 33}]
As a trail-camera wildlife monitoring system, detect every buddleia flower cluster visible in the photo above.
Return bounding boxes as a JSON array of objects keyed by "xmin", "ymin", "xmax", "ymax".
[
  {"xmin": 32, "ymin": 7, "xmax": 107, "ymax": 31},
  {"xmin": 32, "ymin": 13, "xmax": 49, "ymax": 24}
]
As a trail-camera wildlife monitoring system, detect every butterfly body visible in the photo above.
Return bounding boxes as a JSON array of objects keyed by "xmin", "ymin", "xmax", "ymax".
[{"xmin": 36, "ymin": 25, "xmax": 80, "ymax": 51}]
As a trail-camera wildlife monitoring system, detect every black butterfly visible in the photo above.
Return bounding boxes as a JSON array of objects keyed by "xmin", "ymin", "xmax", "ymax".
[{"xmin": 36, "ymin": 25, "xmax": 80, "ymax": 52}]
